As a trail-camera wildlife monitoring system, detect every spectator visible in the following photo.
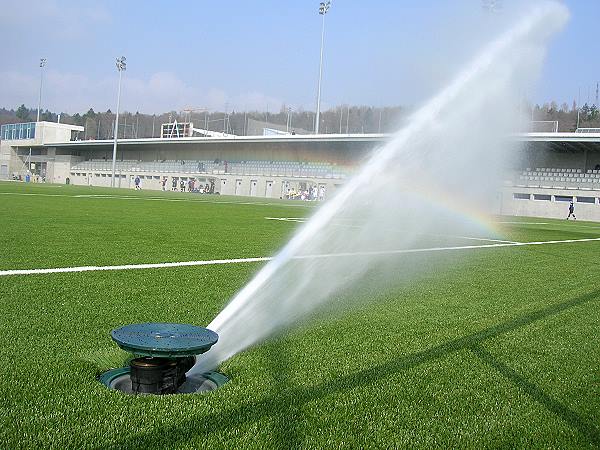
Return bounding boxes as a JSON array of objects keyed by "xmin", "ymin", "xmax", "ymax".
[{"xmin": 319, "ymin": 185, "xmax": 325, "ymax": 201}]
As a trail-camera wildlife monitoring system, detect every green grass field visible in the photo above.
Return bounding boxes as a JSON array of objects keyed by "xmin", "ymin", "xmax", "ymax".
[{"xmin": 0, "ymin": 181, "xmax": 599, "ymax": 449}]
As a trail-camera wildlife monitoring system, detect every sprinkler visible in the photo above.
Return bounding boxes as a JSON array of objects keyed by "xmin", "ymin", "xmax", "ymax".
[{"xmin": 99, "ymin": 323, "xmax": 228, "ymax": 395}]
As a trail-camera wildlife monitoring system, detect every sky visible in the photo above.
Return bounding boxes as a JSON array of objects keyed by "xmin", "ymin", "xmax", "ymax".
[{"xmin": 0, "ymin": 0, "xmax": 597, "ymax": 115}]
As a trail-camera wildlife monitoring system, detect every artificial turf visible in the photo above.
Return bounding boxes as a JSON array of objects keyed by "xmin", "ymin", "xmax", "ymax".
[{"xmin": 0, "ymin": 181, "xmax": 599, "ymax": 449}]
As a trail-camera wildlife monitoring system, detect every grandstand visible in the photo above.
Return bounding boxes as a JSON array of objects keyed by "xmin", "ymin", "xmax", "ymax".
[
  {"xmin": 68, "ymin": 157, "xmax": 350, "ymax": 195},
  {"xmin": 2, "ymin": 119, "xmax": 600, "ymax": 218},
  {"xmin": 26, "ymin": 133, "xmax": 379, "ymax": 196},
  {"xmin": 516, "ymin": 167, "xmax": 600, "ymax": 189},
  {"xmin": 71, "ymin": 159, "xmax": 347, "ymax": 179}
]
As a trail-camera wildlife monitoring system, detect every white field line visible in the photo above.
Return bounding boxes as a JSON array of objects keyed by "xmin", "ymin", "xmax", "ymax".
[
  {"xmin": 2, "ymin": 237, "xmax": 600, "ymax": 277},
  {"xmin": 496, "ymin": 221, "xmax": 550, "ymax": 225},
  {"xmin": 452, "ymin": 235, "xmax": 518, "ymax": 244},
  {"xmin": 265, "ymin": 217, "xmax": 519, "ymax": 244},
  {"xmin": 0, "ymin": 192, "xmax": 313, "ymax": 208},
  {"xmin": 559, "ymin": 223, "xmax": 600, "ymax": 230},
  {"xmin": 0, "ymin": 257, "xmax": 272, "ymax": 276}
]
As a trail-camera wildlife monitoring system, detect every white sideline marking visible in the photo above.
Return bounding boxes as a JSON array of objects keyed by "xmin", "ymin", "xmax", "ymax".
[
  {"xmin": 2, "ymin": 237, "xmax": 600, "ymax": 277},
  {"xmin": 266, "ymin": 217, "xmax": 519, "ymax": 244},
  {"xmin": 0, "ymin": 192, "xmax": 313, "ymax": 208},
  {"xmin": 0, "ymin": 257, "xmax": 272, "ymax": 276},
  {"xmin": 452, "ymin": 235, "xmax": 518, "ymax": 244},
  {"xmin": 496, "ymin": 221, "xmax": 549, "ymax": 225}
]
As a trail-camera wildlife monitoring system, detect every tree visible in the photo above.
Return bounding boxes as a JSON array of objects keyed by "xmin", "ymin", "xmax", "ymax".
[
  {"xmin": 72, "ymin": 113, "xmax": 83, "ymax": 126},
  {"xmin": 41, "ymin": 110, "xmax": 54, "ymax": 121},
  {"xmin": 590, "ymin": 105, "xmax": 599, "ymax": 121},
  {"xmin": 16, "ymin": 104, "xmax": 29, "ymax": 121}
]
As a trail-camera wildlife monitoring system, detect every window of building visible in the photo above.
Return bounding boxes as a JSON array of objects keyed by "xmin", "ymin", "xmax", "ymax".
[
  {"xmin": 533, "ymin": 194, "xmax": 551, "ymax": 201},
  {"xmin": 0, "ymin": 123, "xmax": 36, "ymax": 141},
  {"xmin": 576, "ymin": 196, "xmax": 595, "ymax": 204},
  {"xmin": 513, "ymin": 193, "xmax": 530, "ymax": 200},
  {"xmin": 555, "ymin": 195, "xmax": 573, "ymax": 202}
]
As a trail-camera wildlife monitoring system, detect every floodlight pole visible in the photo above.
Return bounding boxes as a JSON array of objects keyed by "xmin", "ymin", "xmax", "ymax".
[
  {"xmin": 315, "ymin": 1, "xmax": 331, "ymax": 135},
  {"xmin": 346, "ymin": 104, "xmax": 350, "ymax": 133},
  {"xmin": 111, "ymin": 56, "xmax": 126, "ymax": 188},
  {"xmin": 37, "ymin": 58, "xmax": 47, "ymax": 123}
]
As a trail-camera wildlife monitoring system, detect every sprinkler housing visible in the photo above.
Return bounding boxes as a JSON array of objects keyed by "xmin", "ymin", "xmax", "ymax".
[{"xmin": 99, "ymin": 323, "xmax": 228, "ymax": 395}]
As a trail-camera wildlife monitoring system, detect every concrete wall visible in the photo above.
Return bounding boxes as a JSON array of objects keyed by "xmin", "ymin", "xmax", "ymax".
[{"xmin": 499, "ymin": 186, "xmax": 600, "ymax": 221}]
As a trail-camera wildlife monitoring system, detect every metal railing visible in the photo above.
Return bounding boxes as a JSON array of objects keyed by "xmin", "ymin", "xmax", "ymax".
[{"xmin": 575, "ymin": 128, "xmax": 600, "ymax": 134}]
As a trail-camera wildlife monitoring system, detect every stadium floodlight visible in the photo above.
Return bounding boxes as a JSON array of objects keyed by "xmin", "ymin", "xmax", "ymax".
[
  {"xmin": 315, "ymin": 1, "xmax": 331, "ymax": 134},
  {"xmin": 482, "ymin": 0, "xmax": 502, "ymax": 13},
  {"xmin": 36, "ymin": 58, "xmax": 47, "ymax": 123},
  {"xmin": 111, "ymin": 56, "xmax": 126, "ymax": 188}
]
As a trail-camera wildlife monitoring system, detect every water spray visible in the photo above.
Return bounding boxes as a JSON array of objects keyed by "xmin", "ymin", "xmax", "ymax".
[{"xmin": 189, "ymin": 1, "xmax": 569, "ymax": 376}]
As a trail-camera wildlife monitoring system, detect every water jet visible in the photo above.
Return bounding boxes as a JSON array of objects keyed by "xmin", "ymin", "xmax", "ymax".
[{"xmin": 99, "ymin": 323, "xmax": 228, "ymax": 394}]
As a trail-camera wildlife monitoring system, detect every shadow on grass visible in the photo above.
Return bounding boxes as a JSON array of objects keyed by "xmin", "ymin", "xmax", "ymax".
[
  {"xmin": 470, "ymin": 345, "xmax": 600, "ymax": 446},
  {"xmin": 263, "ymin": 338, "xmax": 304, "ymax": 450},
  {"xmin": 104, "ymin": 288, "xmax": 600, "ymax": 449}
]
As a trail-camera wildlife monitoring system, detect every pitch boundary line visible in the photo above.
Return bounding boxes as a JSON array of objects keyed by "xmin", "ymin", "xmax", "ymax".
[
  {"xmin": 0, "ymin": 192, "xmax": 313, "ymax": 208},
  {"xmin": 496, "ymin": 221, "xmax": 550, "ymax": 225},
  {"xmin": 2, "ymin": 237, "xmax": 600, "ymax": 277},
  {"xmin": 265, "ymin": 217, "xmax": 519, "ymax": 244}
]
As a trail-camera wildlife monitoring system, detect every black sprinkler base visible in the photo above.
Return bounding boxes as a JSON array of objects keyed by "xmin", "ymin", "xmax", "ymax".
[{"xmin": 99, "ymin": 366, "xmax": 229, "ymax": 395}]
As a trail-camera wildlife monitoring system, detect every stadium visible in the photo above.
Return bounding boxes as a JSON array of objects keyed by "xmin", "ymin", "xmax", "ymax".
[
  {"xmin": 2, "ymin": 119, "xmax": 600, "ymax": 219},
  {"xmin": 1, "ymin": 1, "xmax": 600, "ymax": 449}
]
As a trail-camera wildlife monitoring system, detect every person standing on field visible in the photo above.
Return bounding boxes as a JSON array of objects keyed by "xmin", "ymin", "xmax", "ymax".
[
  {"xmin": 172, "ymin": 177, "xmax": 178, "ymax": 191},
  {"xmin": 161, "ymin": 177, "xmax": 167, "ymax": 191},
  {"xmin": 567, "ymin": 201, "xmax": 576, "ymax": 220}
]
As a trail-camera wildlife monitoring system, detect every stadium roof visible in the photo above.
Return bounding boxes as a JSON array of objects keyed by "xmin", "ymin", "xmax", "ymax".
[{"xmin": 8, "ymin": 132, "xmax": 600, "ymax": 150}]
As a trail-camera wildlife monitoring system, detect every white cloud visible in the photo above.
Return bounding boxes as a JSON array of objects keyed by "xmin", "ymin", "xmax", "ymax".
[
  {"xmin": 0, "ymin": 0, "xmax": 110, "ymax": 38},
  {"xmin": 0, "ymin": 69, "xmax": 283, "ymax": 114}
]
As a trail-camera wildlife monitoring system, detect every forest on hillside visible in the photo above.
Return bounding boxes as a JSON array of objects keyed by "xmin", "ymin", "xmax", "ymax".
[{"xmin": 2, "ymin": 100, "xmax": 599, "ymax": 139}]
